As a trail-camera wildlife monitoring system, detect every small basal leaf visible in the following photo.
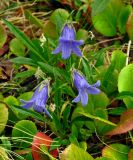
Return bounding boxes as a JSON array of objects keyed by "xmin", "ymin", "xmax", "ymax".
[
  {"xmin": 91, "ymin": 0, "xmax": 111, "ymax": 16},
  {"xmin": 107, "ymin": 109, "xmax": 133, "ymax": 135},
  {"xmin": 12, "ymin": 120, "xmax": 37, "ymax": 148},
  {"xmin": 118, "ymin": 5, "xmax": 132, "ymax": 34},
  {"xmin": 92, "ymin": 0, "xmax": 123, "ymax": 36},
  {"xmin": 43, "ymin": 20, "xmax": 58, "ymax": 39},
  {"xmin": 60, "ymin": 144, "xmax": 94, "ymax": 160},
  {"xmin": 111, "ymin": 50, "xmax": 126, "ymax": 72},
  {"xmin": 102, "ymin": 143, "xmax": 129, "ymax": 160},
  {"xmin": 9, "ymin": 38, "xmax": 25, "ymax": 56},
  {"xmin": 76, "ymin": 29, "xmax": 88, "ymax": 41},
  {"xmin": 50, "ymin": 9, "xmax": 69, "ymax": 33},
  {"xmin": 118, "ymin": 64, "xmax": 133, "ymax": 108}
]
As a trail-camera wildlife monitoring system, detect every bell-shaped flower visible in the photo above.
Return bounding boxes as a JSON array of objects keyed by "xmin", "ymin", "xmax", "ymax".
[
  {"xmin": 52, "ymin": 24, "xmax": 84, "ymax": 59},
  {"xmin": 20, "ymin": 82, "xmax": 51, "ymax": 118},
  {"xmin": 72, "ymin": 70, "xmax": 101, "ymax": 106}
]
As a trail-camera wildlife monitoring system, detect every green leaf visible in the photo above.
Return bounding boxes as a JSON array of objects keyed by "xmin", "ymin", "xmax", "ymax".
[
  {"xmin": 91, "ymin": 0, "xmax": 111, "ymax": 16},
  {"xmin": 76, "ymin": 29, "xmax": 88, "ymax": 41},
  {"xmin": 0, "ymin": 146, "xmax": 9, "ymax": 160},
  {"xmin": 12, "ymin": 120, "xmax": 37, "ymax": 148},
  {"xmin": 95, "ymin": 157, "xmax": 110, "ymax": 160},
  {"xmin": 82, "ymin": 58, "xmax": 92, "ymax": 82},
  {"xmin": 92, "ymin": 0, "xmax": 123, "ymax": 36},
  {"xmin": 3, "ymin": 20, "xmax": 45, "ymax": 62},
  {"xmin": 11, "ymin": 57, "xmax": 36, "ymax": 66},
  {"xmin": 111, "ymin": 50, "xmax": 126, "ymax": 72},
  {"xmin": 102, "ymin": 143, "xmax": 129, "ymax": 160},
  {"xmin": 50, "ymin": 9, "xmax": 69, "ymax": 33},
  {"xmin": 18, "ymin": 92, "xmax": 33, "ymax": 101},
  {"xmin": 10, "ymin": 105, "xmax": 46, "ymax": 122},
  {"xmin": 1, "ymin": 136, "xmax": 11, "ymax": 150},
  {"xmin": 126, "ymin": 11, "xmax": 133, "ymax": 41},
  {"xmin": 43, "ymin": 20, "xmax": 58, "ymax": 39},
  {"xmin": 9, "ymin": 38, "xmax": 25, "ymax": 56},
  {"xmin": 118, "ymin": 5, "xmax": 132, "ymax": 34},
  {"xmin": 38, "ymin": 62, "xmax": 69, "ymax": 80},
  {"xmin": 60, "ymin": 144, "xmax": 94, "ymax": 160},
  {"xmin": 15, "ymin": 70, "xmax": 35, "ymax": 79},
  {"xmin": 24, "ymin": 9, "xmax": 44, "ymax": 29},
  {"xmin": 81, "ymin": 112, "xmax": 116, "ymax": 126},
  {"xmin": 118, "ymin": 64, "xmax": 133, "ymax": 108},
  {"xmin": 0, "ymin": 103, "xmax": 8, "ymax": 134},
  {"xmin": 0, "ymin": 24, "xmax": 7, "ymax": 48}
]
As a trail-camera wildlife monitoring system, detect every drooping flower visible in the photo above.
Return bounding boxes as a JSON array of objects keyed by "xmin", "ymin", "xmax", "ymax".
[
  {"xmin": 20, "ymin": 82, "xmax": 51, "ymax": 118},
  {"xmin": 52, "ymin": 24, "xmax": 84, "ymax": 59},
  {"xmin": 72, "ymin": 70, "xmax": 101, "ymax": 106}
]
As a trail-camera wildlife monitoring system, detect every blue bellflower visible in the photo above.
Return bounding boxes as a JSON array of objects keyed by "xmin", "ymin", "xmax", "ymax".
[
  {"xmin": 20, "ymin": 82, "xmax": 51, "ymax": 118},
  {"xmin": 72, "ymin": 70, "xmax": 101, "ymax": 106},
  {"xmin": 52, "ymin": 24, "xmax": 84, "ymax": 59}
]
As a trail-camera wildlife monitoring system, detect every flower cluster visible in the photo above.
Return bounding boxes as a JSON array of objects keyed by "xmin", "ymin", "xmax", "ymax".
[{"xmin": 20, "ymin": 23, "xmax": 100, "ymax": 117}]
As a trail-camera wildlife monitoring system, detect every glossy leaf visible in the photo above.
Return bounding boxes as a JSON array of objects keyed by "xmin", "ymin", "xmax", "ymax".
[
  {"xmin": 10, "ymin": 38, "xmax": 25, "ymax": 57},
  {"xmin": 118, "ymin": 5, "xmax": 132, "ymax": 34},
  {"xmin": 76, "ymin": 29, "xmax": 88, "ymax": 41},
  {"xmin": 60, "ymin": 144, "xmax": 94, "ymax": 160},
  {"xmin": 43, "ymin": 20, "xmax": 58, "ymax": 39},
  {"xmin": 12, "ymin": 120, "xmax": 37, "ymax": 148},
  {"xmin": 111, "ymin": 50, "xmax": 126, "ymax": 72},
  {"xmin": 102, "ymin": 143, "xmax": 129, "ymax": 160},
  {"xmin": 118, "ymin": 64, "xmax": 133, "ymax": 108},
  {"xmin": 91, "ymin": 0, "xmax": 111, "ymax": 16},
  {"xmin": 107, "ymin": 109, "xmax": 133, "ymax": 135},
  {"xmin": 92, "ymin": 0, "xmax": 123, "ymax": 36},
  {"xmin": 50, "ymin": 9, "xmax": 69, "ymax": 33}
]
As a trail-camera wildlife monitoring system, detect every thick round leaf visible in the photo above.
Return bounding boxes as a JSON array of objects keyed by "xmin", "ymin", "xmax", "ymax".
[
  {"xmin": 107, "ymin": 109, "xmax": 133, "ymax": 136},
  {"xmin": 10, "ymin": 38, "xmax": 25, "ymax": 56},
  {"xmin": 111, "ymin": 50, "xmax": 126, "ymax": 72},
  {"xmin": 60, "ymin": 144, "xmax": 94, "ymax": 160},
  {"xmin": 0, "ymin": 103, "xmax": 8, "ymax": 134},
  {"xmin": 92, "ymin": 0, "xmax": 123, "ymax": 36},
  {"xmin": 118, "ymin": 64, "xmax": 133, "ymax": 108},
  {"xmin": 102, "ymin": 143, "xmax": 129, "ymax": 160},
  {"xmin": 0, "ymin": 24, "xmax": 7, "ymax": 48},
  {"xmin": 91, "ymin": 0, "xmax": 111, "ymax": 16},
  {"xmin": 50, "ymin": 9, "xmax": 69, "ymax": 33},
  {"xmin": 118, "ymin": 5, "xmax": 132, "ymax": 34},
  {"xmin": 43, "ymin": 20, "xmax": 58, "ymax": 39},
  {"xmin": 0, "ymin": 146, "xmax": 8, "ymax": 160},
  {"xmin": 76, "ymin": 29, "xmax": 88, "ymax": 41},
  {"xmin": 12, "ymin": 120, "xmax": 37, "ymax": 148},
  {"xmin": 126, "ymin": 11, "xmax": 133, "ymax": 41}
]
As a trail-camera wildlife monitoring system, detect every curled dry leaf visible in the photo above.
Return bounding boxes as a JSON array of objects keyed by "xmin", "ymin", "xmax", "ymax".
[{"xmin": 107, "ymin": 109, "xmax": 133, "ymax": 136}]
